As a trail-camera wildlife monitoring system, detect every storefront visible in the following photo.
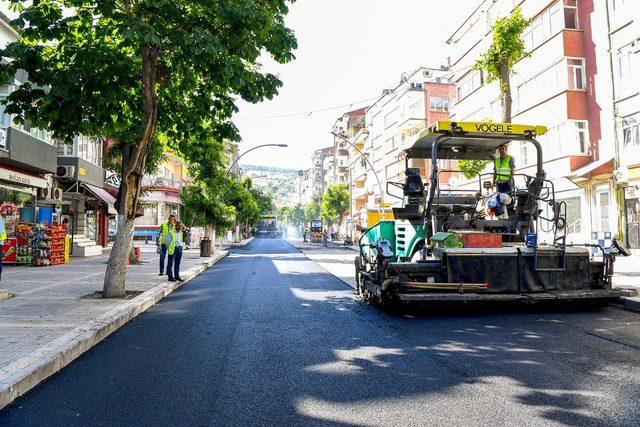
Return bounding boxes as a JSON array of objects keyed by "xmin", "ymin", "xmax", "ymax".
[{"xmin": 0, "ymin": 166, "xmax": 68, "ymax": 266}]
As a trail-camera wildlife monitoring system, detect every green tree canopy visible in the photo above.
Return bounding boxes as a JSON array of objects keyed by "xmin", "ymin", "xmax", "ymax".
[
  {"xmin": 321, "ymin": 184, "xmax": 349, "ymax": 225},
  {"xmin": 474, "ymin": 6, "xmax": 528, "ymax": 122},
  {"xmin": 0, "ymin": 0, "xmax": 296, "ymax": 297}
]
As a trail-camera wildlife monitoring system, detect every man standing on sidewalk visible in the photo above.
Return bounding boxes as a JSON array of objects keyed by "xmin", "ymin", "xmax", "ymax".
[
  {"xmin": 157, "ymin": 214, "xmax": 176, "ymax": 276},
  {"xmin": 322, "ymin": 229, "xmax": 328, "ymax": 247}
]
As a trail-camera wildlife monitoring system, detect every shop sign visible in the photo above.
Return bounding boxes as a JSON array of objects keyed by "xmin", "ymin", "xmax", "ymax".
[
  {"xmin": 625, "ymin": 186, "xmax": 639, "ymax": 200},
  {"xmin": 0, "ymin": 167, "xmax": 47, "ymax": 188}
]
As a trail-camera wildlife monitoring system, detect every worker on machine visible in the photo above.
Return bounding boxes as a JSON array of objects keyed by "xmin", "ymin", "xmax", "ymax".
[
  {"xmin": 493, "ymin": 144, "xmax": 515, "ymax": 193},
  {"xmin": 493, "ymin": 144, "xmax": 516, "ymax": 216}
]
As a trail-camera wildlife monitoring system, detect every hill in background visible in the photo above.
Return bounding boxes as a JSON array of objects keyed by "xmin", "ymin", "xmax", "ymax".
[{"xmin": 240, "ymin": 164, "xmax": 299, "ymax": 208}]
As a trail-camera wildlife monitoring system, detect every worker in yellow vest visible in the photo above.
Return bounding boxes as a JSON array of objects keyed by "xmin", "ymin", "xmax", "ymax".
[
  {"xmin": 157, "ymin": 214, "xmax": 176, "ymax": 276},
  {"xmin": 166, "ymin": 221, "xmax": 185, "ymax": 282},
  {"xmin": 493, "ymin": 144, "xmax": 515, "ymax": 194}
]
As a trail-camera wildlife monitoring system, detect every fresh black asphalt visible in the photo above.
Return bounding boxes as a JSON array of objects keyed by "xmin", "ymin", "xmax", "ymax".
[{"xmin": 2, "ymin": 238, "xmax": 640, "ymax": 426}]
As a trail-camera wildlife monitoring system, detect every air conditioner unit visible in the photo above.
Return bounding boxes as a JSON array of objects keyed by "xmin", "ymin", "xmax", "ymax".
[
  {"xmin": 56, "ymin": 165, "xmax": 76, "ymax": 179},
  {"xmin": 53, "ymin": 187, "xmax": 63, "ymax": 201},
  {"xmin": 38, "ymin": 187, "xmax": 51, "ymax": 199}
]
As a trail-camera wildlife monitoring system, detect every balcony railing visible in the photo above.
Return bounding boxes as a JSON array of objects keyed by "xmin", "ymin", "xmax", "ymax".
[{"xmin": 142, "ymin": 177, "xmax": 185, "ymax": 189}]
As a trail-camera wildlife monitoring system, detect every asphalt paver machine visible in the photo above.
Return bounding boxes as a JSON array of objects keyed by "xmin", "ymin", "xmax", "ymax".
[{"xmin": 355, "ymin": 121, "xmax": 628, "ymax": 308}]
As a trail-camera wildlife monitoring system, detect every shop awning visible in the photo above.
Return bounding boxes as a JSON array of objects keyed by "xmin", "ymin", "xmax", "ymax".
[
  {"xmin": 570, "ymin": 157, "xmax": 614, "ymax": 179},
  {"xmin": 83, "ymin": 183, "xmax": 118, "ymax": 215}
]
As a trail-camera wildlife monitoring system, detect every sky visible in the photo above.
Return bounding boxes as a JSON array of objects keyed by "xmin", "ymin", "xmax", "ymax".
[{"xmin": 234, "ymin": 0, "xmax": 471, "ymax": 170}]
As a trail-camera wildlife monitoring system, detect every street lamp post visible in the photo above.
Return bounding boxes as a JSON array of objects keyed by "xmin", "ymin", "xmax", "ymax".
[{"xmin": 227, "ymin": 143, "xmax": 288, "ymax": 174}]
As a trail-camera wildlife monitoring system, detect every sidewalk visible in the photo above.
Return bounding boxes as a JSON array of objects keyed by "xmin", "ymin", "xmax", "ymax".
[
  {"xmin": 287, "ymin": 237, "xmax": 357, "ymax": 289},
  {"xmin": 288, "ymin": 237, "xmax": 640, "ymax": 309},
  {"xmin": 0, "ymin": 242, "xmax": 232, "ymax": 409}
]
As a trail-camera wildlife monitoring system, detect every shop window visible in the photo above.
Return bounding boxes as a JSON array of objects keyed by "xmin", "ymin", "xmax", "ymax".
[
  {"xmin": 567, "ymin": 58, "xmax": 586, "ymax": 90},
  {"xmin": 135, "ymin": 204, "xmax": 158, "ymax": 226},
  {"xmin": 561, "ymin": 196, "xmax": 582, "ymax": 235},
  {"xmin": 595, "ymin": 187, "xmax": 611, "ymax": 233},
  {"xmin": 563, "ymin": 0, "xmax": 578, "ymax": 29}
]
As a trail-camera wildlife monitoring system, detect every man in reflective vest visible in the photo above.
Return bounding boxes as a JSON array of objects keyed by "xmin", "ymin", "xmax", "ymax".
[
  {"xmin": 493, "ymin": 144, "xmax": 515, "ymax": 194},
  {"xmin": 157, "ymin": 214, "xmax": 176, "ymax": 276}
]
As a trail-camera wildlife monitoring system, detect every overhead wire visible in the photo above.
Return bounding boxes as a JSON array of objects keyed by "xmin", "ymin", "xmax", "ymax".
[{"xmin": 234, "ymin": 63, "xmax": 477, "ymax": 121}]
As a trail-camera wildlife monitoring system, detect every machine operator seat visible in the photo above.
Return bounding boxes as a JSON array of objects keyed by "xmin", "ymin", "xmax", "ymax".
[
  {"xmin": 393, "ymin": 168, "xmax": 426, "ymax": 220},
  {"xmin": 404, "ymin": 168, "xmax": 425, "ymax": 200}
]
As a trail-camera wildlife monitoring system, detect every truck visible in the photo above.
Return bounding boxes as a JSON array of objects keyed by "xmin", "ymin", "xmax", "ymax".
[
  {"xmin": 355, "ymin": 120, "xmax": 628, "ymax": 309},
  {"xmin": 256, "ymin": 214, "xmax": 282, "ymax": 238}
]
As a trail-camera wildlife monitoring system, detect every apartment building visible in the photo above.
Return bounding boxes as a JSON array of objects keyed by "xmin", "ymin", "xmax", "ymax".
[
  {"xmin": 448, "ymin": 0, "xmax": 615, "ymax": 243},
  {"xmin": 342, "ymin": 67, "xmax": 455, "ymax": 235},
  {"xmin": 605, "ymin": 0, "xmax": 640, "ymax": 248},
  {"xmin": 366, "ymin": 68, "xmax": 455, "ymax": 205},
  {"xmin": 332, "ymin": 108, "xmax": 367, "ymax": 185}
]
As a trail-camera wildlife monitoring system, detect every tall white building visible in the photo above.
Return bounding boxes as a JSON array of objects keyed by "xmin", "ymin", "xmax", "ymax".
[
  {"xmin": 605, "ymin": 0, "xmax": 640, "ymax": 248},
  {"xmin": 447, "ymin": 0, "xmax": 617, "ymax": 244}
]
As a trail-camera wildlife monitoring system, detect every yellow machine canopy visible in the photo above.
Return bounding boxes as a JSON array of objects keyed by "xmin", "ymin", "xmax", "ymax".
[{"xmin": 407, "ymin": 121, "xmax": 548, "ymax": 161}]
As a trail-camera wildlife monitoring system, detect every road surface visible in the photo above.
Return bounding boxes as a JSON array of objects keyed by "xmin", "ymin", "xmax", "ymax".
[{"xmin": 2, "ymin": 238, "xmax": 640, "ymax": 425}]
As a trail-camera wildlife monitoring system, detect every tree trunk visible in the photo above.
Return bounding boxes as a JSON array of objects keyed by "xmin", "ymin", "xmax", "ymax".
[
  {"xmin": 102, "ymin": 45, "xmax": 160, "ymax": 298},
  {"xmin": 499, "ymin": 58, "xmax": 512, "ymax": 123}
]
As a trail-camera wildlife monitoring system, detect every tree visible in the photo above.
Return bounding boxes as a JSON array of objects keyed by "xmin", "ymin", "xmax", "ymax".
[
  {"xmin": 304, "ymin": 194, "xmax": 322, "ymax": 224},
  {"xmin": 0, "ymin": 1, "xmax": 296, "ymax": 297},
  {"xmin": 460, "ymin": 7, "xmax": 528, "ymax": 179},
  {"xmin": 474, "ymin": 7, "xmax": 528, "ymax": 123},
  {"xmin": 277, "ymin": 206, "xmax": 293, "ymax": 225},
  {"xmin": 251, "ymin": 187, "xmax": 275, "ymax": 219},
  {"xmin": 321, "ymin": 184, "xmax": 350, "ymax": 230}
]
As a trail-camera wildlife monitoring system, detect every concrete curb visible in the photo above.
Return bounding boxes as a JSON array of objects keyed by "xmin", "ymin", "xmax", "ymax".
[
  {"xmin": 613, "ymin": 296, "xmax": 640, "ymax": 314},
  {"xmin": 231, "ymin": 236, "xmax": 254, "ymax": 248},
  {"xmin": 0, "ymin": 250, "xmax": 228, "ymax": 410}
]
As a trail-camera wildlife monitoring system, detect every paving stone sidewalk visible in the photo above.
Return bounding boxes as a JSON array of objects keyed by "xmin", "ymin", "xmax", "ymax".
[{"xmin": 0, "ymin": 242, "xmax": 232, "ymax": 409}]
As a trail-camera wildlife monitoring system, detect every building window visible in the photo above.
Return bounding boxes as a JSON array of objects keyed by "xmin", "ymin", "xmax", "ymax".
[
  {"xmin": 385, "ymin": 136, "xmax": 395, "ymax": 153},
  {"xmin": 384, "ymin": 108, "xmax": 400, "ymax": 128},
  {"xmin": 430, "ymin": 97, "xmax": 449, "ymax": 112},
  {"xmin": 571, "ymin": 120, "xmax": 589, "ymax": 154},
  {"xmin": 622, "ymin": 115, "xmax": 640, "ymax": 151},
  {"xmin": 616, "ymin": 48, "xmax": 632, "ymax": 82},
  {"xmin": 567, "ymin": 58, "xmax": 586, "ymax": 90},
  {"xmin": 521, "ymin": 1, "xmax": 564, "ymax": 52},
  {"xmin": 457, "ymin": 71, "xmax": 483, "ymax": 100},
  {"xmin": 564, "ymin": 0, "xmax": 578, "ymax": 29},
  {"xmin": 408, "ymin": 98, "xmax": 424, "ymax": 117}
]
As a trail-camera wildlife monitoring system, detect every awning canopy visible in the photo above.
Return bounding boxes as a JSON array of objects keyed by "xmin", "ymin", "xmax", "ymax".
[
  {"xmin": 569, "ymin": 157, "xmax": 614, "ymax": 179},
  {"xmin": 83, "ymin": 183, "xmax": 117, "ymax": 215}
]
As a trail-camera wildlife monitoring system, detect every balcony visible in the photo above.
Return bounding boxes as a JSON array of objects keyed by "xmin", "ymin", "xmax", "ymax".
[
  {"xmin": 142, "ymin": 177, "xmax": 185, "ymax": 190},
  {"xmin": 0, "ymin": 126, "xmax": 57, "ymax": 174}
]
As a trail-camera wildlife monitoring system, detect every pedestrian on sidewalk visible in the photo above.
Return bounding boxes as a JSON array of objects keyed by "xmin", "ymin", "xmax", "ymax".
[
  {"xmin": 322, "ymin": 229, "xmax": 328, "ymax": 247},
  {"xmin": 303, "ymin": 228, "xmax": 308, "ymax": 242},
  {"xmin": 0, "ymin": 210, "xmax": 6, "ymax": 281},
  {"xmin": 157, "ymin": 214, "xmax": 176, "ymax": 276},
  {"xmin": 166, "ymin": 221, "xmax": 185, "ymax": 282}
]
